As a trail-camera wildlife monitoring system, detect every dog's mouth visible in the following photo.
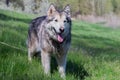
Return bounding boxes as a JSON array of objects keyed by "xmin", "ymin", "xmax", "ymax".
[
  {"xmin": 52, "ymin": 27, "xmax": 64, "ymax": 43},
  {"xmin": 57, "ymin": 34, "xmax": 63, "ymax": 42}
]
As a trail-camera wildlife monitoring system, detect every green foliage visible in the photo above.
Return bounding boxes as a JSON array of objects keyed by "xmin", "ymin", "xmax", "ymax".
[
  {"xmin": 50, "ymin": 0, "xmax": 120, "ymax": 16},
  {"xmin": 104, "ymin": 0, "xmax": 113, "ymax": 14},
  {"xmin": 112, "ymin": 0, "xmax": 120, "ymax": 15},
  {"xmin": 9, "ymin": 0, "xmax": 24, "ymax": 10},
  {"xmin": 3, "ymin": 0, "xmax": 120, "ymax": 15},
  {"xmin": 1, "ymin": 9, "xmax": 120, "ymax": 80}
]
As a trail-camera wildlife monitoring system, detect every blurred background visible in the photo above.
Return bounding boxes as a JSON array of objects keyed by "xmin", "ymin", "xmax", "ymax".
[{"xmin": 0, "ymin": 0, "xmax": 120, "ymax": 27}]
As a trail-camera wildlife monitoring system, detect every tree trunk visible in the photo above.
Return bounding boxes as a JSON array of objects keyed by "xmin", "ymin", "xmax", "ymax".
[{"xmin": 6, "ymin": 0, "xmax": 9, "ymax": 7}]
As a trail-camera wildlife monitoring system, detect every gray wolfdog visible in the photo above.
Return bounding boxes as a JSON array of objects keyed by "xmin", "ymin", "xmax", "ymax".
[{"xmin": 27, "ymin": 4, "xmax": 71, "ymax": 78}]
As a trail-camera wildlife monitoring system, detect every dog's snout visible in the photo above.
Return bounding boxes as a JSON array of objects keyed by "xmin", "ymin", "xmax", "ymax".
[{"xmin": 60, "ymin": 27, "xmax": 64, "ymax": 33}]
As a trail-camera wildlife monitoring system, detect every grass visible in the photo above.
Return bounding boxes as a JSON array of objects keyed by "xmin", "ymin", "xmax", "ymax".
[{"xmin": 0, "ymin": 9, "xmax": 120, "ymax": 80}]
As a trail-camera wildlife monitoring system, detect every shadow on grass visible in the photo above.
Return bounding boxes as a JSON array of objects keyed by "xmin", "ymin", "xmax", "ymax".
[
  {"xmin": 51, "ymin": 57, "xmax": 89, "ymax": 80},
  {"xmin": 0, "ymin": 44, "xmax": 26, "ymax": 58},
  {"xmin": 71, "ymin": 33, "xmax": 120, "ymax": 56},
  {"xmin": 71, "ymin": 33, "xmax": 120, "ymax": 63},
  {"xmin": 66, "ymin": 60, "xmax": 89, "ymax": 80},
  {"xmin": 0, "ymin": 13, "xmax": 31, "ymax": 23}
]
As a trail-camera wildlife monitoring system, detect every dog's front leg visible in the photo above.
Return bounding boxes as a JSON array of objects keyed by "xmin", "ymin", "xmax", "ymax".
[
  {"xmin": 41, "ymin": 51, "xmax": 51, "ymax": 75},
  {"xmin": 56, "ymin": 53, "xmax": 67, "ymax": 78}
]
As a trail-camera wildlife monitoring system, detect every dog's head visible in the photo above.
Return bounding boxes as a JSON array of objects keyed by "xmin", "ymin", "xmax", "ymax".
[{"xmin": 45, "ymin": 4, "xmax": 71, "ymax": 43}]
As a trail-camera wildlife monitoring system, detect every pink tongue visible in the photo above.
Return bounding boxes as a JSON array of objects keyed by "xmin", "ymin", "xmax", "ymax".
[{"xmin": 57, "ymin": 35, "xmax": 63, "ymax": 42}]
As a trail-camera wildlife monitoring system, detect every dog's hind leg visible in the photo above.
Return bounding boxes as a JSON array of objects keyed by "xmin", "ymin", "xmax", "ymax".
[
  {"xmin": 41, "ymin": 51, "xmax": 51, "ymax": 75},
  {"xmin": 28, "ymin": 48, "xmax": 33, "ymax": 62},
  {"xmin": 56, "ymin": 54, "xmax": 67, "ymax": 78},
  {"xmin": 28, "ymin": 46, "xmax": 36, "ymax": 62},
  {"xmin": 28, "ymin": 50, "xmax": 32, "ymax": 62}
]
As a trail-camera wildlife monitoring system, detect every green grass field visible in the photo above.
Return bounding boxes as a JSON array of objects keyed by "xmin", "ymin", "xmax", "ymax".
[{"xmin": 0, "ymin": 9, "xmax": 120, "ymax": 80}]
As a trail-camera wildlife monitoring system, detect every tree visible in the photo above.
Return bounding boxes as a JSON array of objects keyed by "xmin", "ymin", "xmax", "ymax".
[
  {"xmin": 6, "ymin": 0, "xmax": 9, "ymax": 6},
  {"xmin": 23, "ymin": 0, "xmax": 34, "ymax": 13}
]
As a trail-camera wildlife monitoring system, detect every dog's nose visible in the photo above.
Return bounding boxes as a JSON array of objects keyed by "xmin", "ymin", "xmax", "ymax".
[{"xmin": 60, "ymin": 27, "xmax": 64, "ymax": 33}]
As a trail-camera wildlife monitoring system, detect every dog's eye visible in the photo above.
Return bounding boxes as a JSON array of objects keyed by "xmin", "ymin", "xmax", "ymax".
[
  {"xmin": 64, "ymin": 20, "xmax": 67, "ymax": 23},
  {"xmin": 55, "ymin": 19, "xmax": 58, "ymax": 22}
]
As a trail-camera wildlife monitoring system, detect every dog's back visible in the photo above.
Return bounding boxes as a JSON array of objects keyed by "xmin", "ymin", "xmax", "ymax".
[
  {"xmin": 28, "ymin": 16, "xmax": 46, "ymax": 41},
  {"xmin": 27, "ymin": 16, "xmax": 47, "ymax": 58}
]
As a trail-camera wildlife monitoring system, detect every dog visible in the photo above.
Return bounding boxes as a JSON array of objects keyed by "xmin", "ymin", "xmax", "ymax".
[{"xmin": 27, "ymin": 4, "xmax": 71, "ymax": 78}]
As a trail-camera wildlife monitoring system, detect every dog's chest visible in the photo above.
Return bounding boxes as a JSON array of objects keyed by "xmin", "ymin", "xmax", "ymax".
[{"xmin": 41, "ymin": 39, "xmax": 64, "ymax": 54}]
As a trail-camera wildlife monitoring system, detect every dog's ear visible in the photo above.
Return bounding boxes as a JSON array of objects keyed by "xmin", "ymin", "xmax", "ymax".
[
  {"xmin": 47, "ymin": 4, "xmax": 56, "ymax": 16},
  {"xmin": 64, "ymin": 5, "xmax": 71, "ymax": 18}
]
